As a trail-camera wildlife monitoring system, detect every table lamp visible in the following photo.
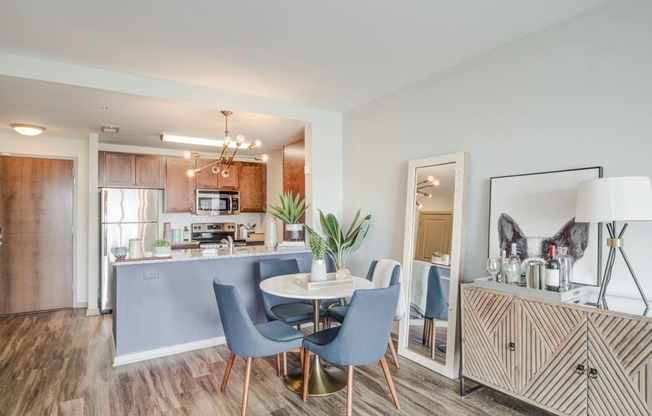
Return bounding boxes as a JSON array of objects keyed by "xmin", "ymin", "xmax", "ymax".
[{"xmin": 575, "ymin": 176, "xmax": 652, "ymax": 308}]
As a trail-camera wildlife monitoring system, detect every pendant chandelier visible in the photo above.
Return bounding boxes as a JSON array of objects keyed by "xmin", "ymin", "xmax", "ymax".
[
  {"xmin": 415, "ymin": 175, "xmax": 439, "ymax": 209},
  {"xmin": 160, "ymin": 110, "xmax": 268, "ymax": 178}
]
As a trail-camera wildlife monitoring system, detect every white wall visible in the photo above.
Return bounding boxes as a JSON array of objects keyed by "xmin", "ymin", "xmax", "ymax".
[
  {"xmin": 0, "ymin": 133, "xmax": 90, "ymax": 307},
  {"xmin": 343, "ymin": 0, "xmax": 652, "ymax": 300}
]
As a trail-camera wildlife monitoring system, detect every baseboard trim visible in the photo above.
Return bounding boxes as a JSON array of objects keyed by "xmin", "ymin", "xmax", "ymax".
[
  {"xmin": 86, "ymin": 307, "xmax": 100, "ymax": 316},
  {"xmin": 113, "ymin": 336, "xmax": 226, "ymax": 366}
]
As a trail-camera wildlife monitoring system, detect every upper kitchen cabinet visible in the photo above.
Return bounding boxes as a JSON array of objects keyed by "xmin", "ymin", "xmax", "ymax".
[
  {"xmin": 99, "ymin": 152, "xmax": 166, "ymax": 188},
  {"xmin": 194, "ymin": 159, "xmax": 239, "ymax": 190},
  {"xmin": 165, "ymin": 157, "xmax": 195, "ymax": 213},
  {"xmin": 239, "ymin": 162, "xmax": 266, "ymax": 212},
  {"xmin": 194, "ymin": 158, "xmax": 218, "ymax": 189},
  {"xmin": 217, "ymin": 162, "xmax": 239, "ymax": 190}
]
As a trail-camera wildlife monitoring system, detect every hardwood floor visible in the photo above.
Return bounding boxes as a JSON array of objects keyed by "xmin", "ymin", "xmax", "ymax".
[{"xmin": 0, "ymin": 309, "xmax": 551, "ymax": 415}]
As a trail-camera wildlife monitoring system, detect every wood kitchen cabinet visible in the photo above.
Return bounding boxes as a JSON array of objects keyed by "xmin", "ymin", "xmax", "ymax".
[
  {"xmin": 238, "ymin": 162, "xmax": 266, "ymax": 212},
  {"xmin": 99, "ymin": 152, "xmax": 166, "ymax": 188},
  {"xmin": 165, "ymin": 157, "xmax": 195, "ymax": 213},
  {"xmin": 461, "ymin": 286, "xmax": 652, "ymax": 416},
  {"xmin": 194, "ymin": 159, "xmax": 239, "ymax": 190}
]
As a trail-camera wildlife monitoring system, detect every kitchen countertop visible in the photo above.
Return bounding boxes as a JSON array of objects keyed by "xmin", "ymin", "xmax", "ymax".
[{"xmin": 113, "ymin": 245, "xmax": 309, "ymax": 265}]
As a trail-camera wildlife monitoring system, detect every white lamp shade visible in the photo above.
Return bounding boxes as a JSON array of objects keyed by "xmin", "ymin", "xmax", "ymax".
[{"xmin": 575, "ymin": 176, "xmax": 652, "ymax": 222}]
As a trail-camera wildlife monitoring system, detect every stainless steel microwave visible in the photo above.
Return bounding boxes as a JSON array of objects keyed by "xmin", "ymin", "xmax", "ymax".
[{"xmin": 196, "ymin": 189, "xmax": 240, "ymax": 215}]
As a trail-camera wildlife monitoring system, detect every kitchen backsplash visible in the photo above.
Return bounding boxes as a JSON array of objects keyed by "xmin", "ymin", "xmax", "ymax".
[{"xmin": 159, "ymin": 211, "xmax": 265, "ymax": 240}]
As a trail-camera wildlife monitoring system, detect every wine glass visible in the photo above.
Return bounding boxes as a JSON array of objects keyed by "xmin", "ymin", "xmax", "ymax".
[{"xmin": 486, "ymin": 258, "xmax": 501, "ymax": 282}]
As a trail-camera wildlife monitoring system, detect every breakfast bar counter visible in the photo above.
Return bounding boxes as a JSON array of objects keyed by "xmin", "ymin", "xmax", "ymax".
[{"xmin": 112, "ymin": 247, "xmax": 311, "ymax": 365}]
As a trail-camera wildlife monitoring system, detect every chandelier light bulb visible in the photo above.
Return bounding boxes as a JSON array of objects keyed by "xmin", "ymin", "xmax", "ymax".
[
  {"xmin": 434, "ymin": 179, "xmax": 440, "ymax": 186},
  {"xmin": 221, "ymin": 169, "xmax": 230, "ymax": 178},
  {"xmin": 255, "ymin": 154, "xmax": 269, "ymax": 162},
  {"xmin": 186, "ymin": 168, "xmax": 197, "ymax": 178},
  {"xmin": 211, "ymin": 165, "xmax": 220, "ymax": 174},
  {"xmin": 223, "ymin": 136, "xmax": 231, "ymax": 147},
  {"xmin": 183, "ymin": 151, "xmax": 191, "ymax": 160},
  {"xmin": 416, "ymin": 201, "xmax": 423, "ymax": 209},
  {"xmin": 424, "ymin": 192, "xmax": 432, "ymax": 198},
  {"xmin": 249, "ymin": 140, "xmax": 262, "ymax": 150},
  {"xmin": 235, "ymin": 134, "xmax": 245, "ymax": 145}
]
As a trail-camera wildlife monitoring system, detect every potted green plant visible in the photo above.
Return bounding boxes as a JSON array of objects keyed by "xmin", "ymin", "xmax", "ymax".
[
  {"xmin": 267, "ymin": 191, "xmax": 309, "ymax": 242},
  {"xmin": 306, "ymin": 209, "xmax": 371, "ymax": 278},
  {"xmin": 432, "ymin": 251, "xmax": 443, "ymax": 263},
  {"xmin": 306, "ymin": 227, "xmax": 328, "ymax": 282},
  {"xmin": 152, "ymin": 239, "xmax": 172, "ymax": 257}
]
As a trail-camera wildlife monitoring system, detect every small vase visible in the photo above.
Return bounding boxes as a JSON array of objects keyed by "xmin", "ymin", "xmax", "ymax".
[
  {"xmin": 310, "ymin": 259, "xmax": 327, "ymax": 282},
  {"xmin": 335, "ymin": 267, "xmax": 351, "ymax": 280}
]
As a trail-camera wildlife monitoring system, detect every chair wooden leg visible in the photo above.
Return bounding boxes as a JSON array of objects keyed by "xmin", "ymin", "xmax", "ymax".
[
  {"xmin": 430, "ymin": 318, "xmax": 436, "ymax": 360},
  {"xmin": 302, "ymin": 348, "xmax": 311, "ymax": 402},
  {"xmin": 380, "ymin": 356, "xmax": 400, "ymax": 410},
  {"xmin": 299, "ymin": 347, "xmax": 304, "ymax": 368},
  {"xmin": 221, "ymin": 352, "xmax": 236, "ymax": 392},
  {"xmin": 387, "ymin": 336, "xmax": 400, "ymax": 369},
  {"xmin": 346, "ymin": 365, "xmax": 354, "ymax": 416},
  {"xmin": 282, "ymin": 351, "xmax": 288, "ymax": 376},
  {"xmin": 242, "ymin": 357, "xmax": 253, "ymax": 416},
  {"xmin": 297, "ymin": 324, "xmax": 301, "ymax": 331},
  {"xmin": 275, "ymin": 353, "xmax": 281, "ymax": 376},
  {"xmin": 422, "ymin": 318, "xmax": 429, "ymax": 345}
]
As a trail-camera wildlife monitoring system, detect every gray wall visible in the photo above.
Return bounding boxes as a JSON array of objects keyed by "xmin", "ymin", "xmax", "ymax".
[{"xmin": 342, "ymin": 0, "xmax": 652, "ymax": 300}]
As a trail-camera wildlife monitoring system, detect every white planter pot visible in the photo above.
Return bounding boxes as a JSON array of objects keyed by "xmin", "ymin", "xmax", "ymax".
[
  {"xmin": 310, "ymin": 259, "xmax": 327, "ymax": 282},
  {"xmin": 154, "ymin": 246, "xmax": 171, "ymax": 257},
  {"xmin": 285, "ymin": 223, "xmax": 304, "ymax": 242}
]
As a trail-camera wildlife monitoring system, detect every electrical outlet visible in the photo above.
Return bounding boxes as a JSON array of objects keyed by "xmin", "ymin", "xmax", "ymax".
[{"xmin": 143, "ymin": 269, "xmax": 159, "ymax": 280}]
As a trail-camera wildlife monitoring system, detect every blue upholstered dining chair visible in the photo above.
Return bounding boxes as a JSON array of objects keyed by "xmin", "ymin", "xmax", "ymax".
[
  {"xmin": 213, "ymin": 278, "xmax": 304, "ymax": 416},
  {"xmin": 327, "ymin": 259, "xmax": 403, "ymax": 368},
  {"xmin": 301, "ymin": 284, "xmax": 401, "ymax": 416},
  {"xmin": 259, "ymin": 259, "xmax": 327, "ymax": 329},
  {"xmin": 422, "ymin": 265, "xmax": 449, "ymax": 359}
]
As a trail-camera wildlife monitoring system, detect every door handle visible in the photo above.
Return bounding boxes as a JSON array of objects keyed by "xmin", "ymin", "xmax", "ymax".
[
  {"xmin": 508, "ymin": 342, "xmax": 516, "ymax": 352},
  {"xmin": 575, "ymin": 364, "xmax": 585, "ymax": 375},
  {"xmin": 588, "ymin": 368, "xmax": 598, "ymax": 379}
]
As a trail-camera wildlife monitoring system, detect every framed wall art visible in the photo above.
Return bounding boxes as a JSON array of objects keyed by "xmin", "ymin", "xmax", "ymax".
[{"xmin": 488, "ymin": 166, "xmax": 603, "ymax": 285}]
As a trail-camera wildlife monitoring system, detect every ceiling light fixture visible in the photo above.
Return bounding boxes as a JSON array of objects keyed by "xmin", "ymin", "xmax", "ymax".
[
  {"xmin": 11, "ymin": 124, "xmax": 45, "ymax": 136},
  {"xmin": 163, "ymin": 110, "xmax": 267, "ymax": 178},
  {"xmin": 101, "ymin": 125, "xmax": 120, "ymax": 133}
]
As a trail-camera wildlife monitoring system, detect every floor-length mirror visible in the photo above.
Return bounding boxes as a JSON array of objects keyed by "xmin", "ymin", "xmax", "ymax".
[{"xmin": 398, "ymin": 152, "xmax": 468, "ymax": 379}]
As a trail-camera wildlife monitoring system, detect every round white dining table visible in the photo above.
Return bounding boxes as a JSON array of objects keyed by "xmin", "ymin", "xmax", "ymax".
[{"xmin": 259, "ymin": 273, "xmax": 373, "ymax": 396}]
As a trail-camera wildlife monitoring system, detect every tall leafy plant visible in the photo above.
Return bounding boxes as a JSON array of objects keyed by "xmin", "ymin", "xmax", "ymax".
[
  {"xmin": 266, "ymin": 191, "xmax": 308, "ymax": 224},
  {"xmin": 306, "ymin": 209, "xmax": 371, "ymax": 269}
]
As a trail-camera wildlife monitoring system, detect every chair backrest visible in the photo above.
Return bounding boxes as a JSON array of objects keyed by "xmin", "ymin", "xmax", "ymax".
[
  {"xmin": 213, "ymin": 278, "xmax": 262, "ymax": 357},
  {"xmin": 327, "ymin": 284, "xmax": 400, "ymax": 366},
  {"xmin": 258, "ymin": 259, "xmax": 309, "ymax": 314},
  {"xmin": 424, "ymin": 266, "xmax": 448, "ymax": 320},
  {"xmin": 365, "ymin": 259, "xmax": 401, "ymax": 286}
]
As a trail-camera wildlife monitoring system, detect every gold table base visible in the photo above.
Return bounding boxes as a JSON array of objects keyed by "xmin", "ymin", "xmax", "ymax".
[{"xmin": 284, "ymin": 357, "xmax": 347, "ymax": 396}]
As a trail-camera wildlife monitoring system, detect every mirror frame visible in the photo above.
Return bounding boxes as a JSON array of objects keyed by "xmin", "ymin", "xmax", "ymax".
[{"xmin": 398, "ymin": 151, "xmax": 468, "ymax": 379}]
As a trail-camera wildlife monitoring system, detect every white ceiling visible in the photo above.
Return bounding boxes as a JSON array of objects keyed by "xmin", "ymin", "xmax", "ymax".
[{"xmin": 0, "ymin": 0, "xmax": 609, "ymax": 152}]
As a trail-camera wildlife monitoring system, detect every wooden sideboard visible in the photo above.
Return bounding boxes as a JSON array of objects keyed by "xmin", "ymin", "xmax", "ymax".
[{"xmin": 461, "ymin": 285, "xmax": 652, "ymax": 416}]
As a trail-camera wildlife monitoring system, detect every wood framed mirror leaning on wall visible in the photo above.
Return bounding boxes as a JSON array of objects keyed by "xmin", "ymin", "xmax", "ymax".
[{"xmin": 398, "ymin": 152, "xmax": 468, "ymax": 379}]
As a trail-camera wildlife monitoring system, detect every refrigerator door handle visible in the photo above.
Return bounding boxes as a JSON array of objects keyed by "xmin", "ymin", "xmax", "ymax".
[
  {"xmin": 102, "ymin": 225, "xmax": 108, "ymax": 256},
  {"xmin": 102, "ymin": 189, "xmax": 108, "ymax": 220}
]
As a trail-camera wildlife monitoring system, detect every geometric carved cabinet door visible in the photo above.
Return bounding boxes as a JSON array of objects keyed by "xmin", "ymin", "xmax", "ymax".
[
  {"xmin": 462, "ymin": 289, "xmax": 518, "ymax": 393},
  {"xmin": 588, "ymin": 313, "xmax": 652, "ymax": 416},
  {"xmin": 519, "ymin": 299, "xmax": 588, "ymax": 416}
]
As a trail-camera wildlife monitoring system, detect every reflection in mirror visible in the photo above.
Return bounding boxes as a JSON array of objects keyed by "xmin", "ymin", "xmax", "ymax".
[{"xmin": 398, "ymin": 152, "xmax": 468, "ymax": 379}]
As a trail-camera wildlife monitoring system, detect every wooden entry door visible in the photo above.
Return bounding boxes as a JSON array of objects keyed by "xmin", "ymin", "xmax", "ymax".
[
  {"xmin": 414, "ymin": 211, "xmax": 452, "ymax": 261},
  {"xmin": 0, "ymin": 156, "xmax": 74, "ymax": 314}
]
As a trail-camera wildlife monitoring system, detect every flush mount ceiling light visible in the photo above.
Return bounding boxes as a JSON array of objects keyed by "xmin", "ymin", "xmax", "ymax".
[
  {"xmin": 101, "ymin": 125, "xmax": 120, "ymax": 133},
  {"xmin": 415, "ymin": 176, "xmax": 440, "ymax": 209},
  {"xmin": 10, "ymin": 124, "xmax": 45, "ymax": 136},
  {"xmin": 160, "ymin": 110, "xmax": 267, "ymax": 178}
]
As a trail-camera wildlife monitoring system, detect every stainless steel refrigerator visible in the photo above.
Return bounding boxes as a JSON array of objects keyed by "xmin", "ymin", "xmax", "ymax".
[{"xmin": 100, "ymin": 188, "xmax": 160, "ymax": 313}]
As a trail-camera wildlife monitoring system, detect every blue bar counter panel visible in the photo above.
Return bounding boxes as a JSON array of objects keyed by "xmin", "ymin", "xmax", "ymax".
[{"xmin": 112, "ymin": 250, "xmax": 311, "ymax": 364}]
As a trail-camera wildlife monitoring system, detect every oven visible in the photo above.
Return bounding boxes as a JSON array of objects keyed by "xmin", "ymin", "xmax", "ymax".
[
  {"xmin": 195, "ymin": 189, "xmax": 240, "ymax": 215},
  {"xmin": 191, "ymin": 222, "xmax": 237, "ymax": 248}
]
